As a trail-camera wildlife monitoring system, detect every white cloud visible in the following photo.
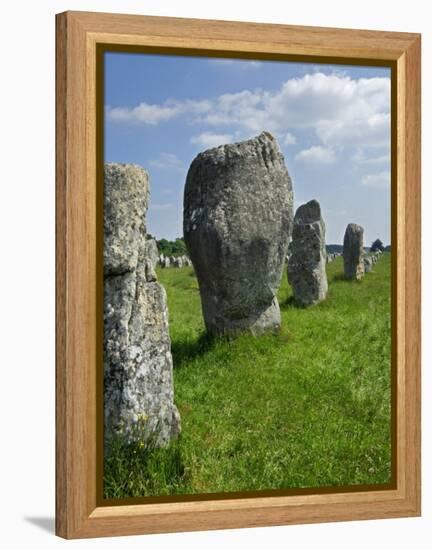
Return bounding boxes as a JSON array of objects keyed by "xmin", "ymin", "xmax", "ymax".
[
  {"xmin": 106, "ymin": 72, "xmax": 390, "ymax": 152},
  {"xmin": 196, "ymin": 73, "xmax": 390, "ymax": 150},
  {"xmin": 149, "ymin": 153, "xmax": 185, "ymax": 172},
  {"xmin": 106, "ymin": 98, "xmax": 211, "ymax": 125},
  {"xmin": 361, "ymin": 171, "xmax": 390, "ymax": 189},
  {"xmin": 283, "ymin": 132, "xmax": 297, "ymax": 145},
  {"xmin": 190, "ymin": 132, "xmax": 233, "ymax": 149},
  {"xmin": 295, "ymin": 146, "xmax": 336, "ymax": 165},
  {"xmin": 106, "ymin": 103, "xmax": 181, "ymax": 124},
  {"xmin": 208, "ymin": 59, "xmax": 262, "ymax": 69},
  {"xmin": 352, "ymin": 150, "xmax": 390, "ymax": 164},
  {"xmin": 317, "ymin": 113, "xmax": 390, "ymax": 148},
  {"xmin": 246, "ymin": 61, "xmax": 262, "ymax": 69}
]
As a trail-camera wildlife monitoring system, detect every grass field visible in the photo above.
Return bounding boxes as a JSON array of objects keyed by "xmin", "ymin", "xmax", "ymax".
[{"xmin": 104, "ymin": 253, "xmax": 392, "ymax": 499}]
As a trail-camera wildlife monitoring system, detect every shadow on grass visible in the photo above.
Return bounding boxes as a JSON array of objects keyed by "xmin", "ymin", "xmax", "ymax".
[
  {"xmin": 332, "ymin": 273, "xmax": 348, "ymax": 282},
  {"xmin": 280, "ymin": 295, "xmax": 297, "ymax": 310},
  {"xmin": 104, "ymin": 433, "xmax": 189, "ymax": 499},
  {"xmin": 171, "ymin": 332, "xmax": 217, "ymax": 369}
]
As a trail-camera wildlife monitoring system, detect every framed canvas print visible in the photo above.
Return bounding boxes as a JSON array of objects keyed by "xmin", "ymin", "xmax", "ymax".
[{"xmin": 56, "ymin": 11, "xmax": 421, "ymax": 539}]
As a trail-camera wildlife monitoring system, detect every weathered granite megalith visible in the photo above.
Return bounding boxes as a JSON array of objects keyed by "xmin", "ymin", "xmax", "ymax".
[
  {"xmin": 343, "ymin": 223, "xmax": 365, "ymax": 281},
  {"xmin": 104, "ymin": 162, "xmax": 180, "ymax": 447},
  {"xmin": 183, "ymin": 131, "xmax": 294, "ymax": 336},
  {"xmin": 287, "ymin": 200, "xmax": 328, "ymax": 306}
]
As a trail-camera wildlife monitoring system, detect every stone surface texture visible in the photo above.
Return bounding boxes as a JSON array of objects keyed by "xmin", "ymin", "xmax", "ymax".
[
  {"xmin": 343, "ymin": 223, "xmax": 365, "ymax": 280},
  {"xmin": 183, "ymin": 132, "xmax": 294, "ymax": 336},
  {"xmin": 144, "ymin": 238, "xmax": 159, "ymax": 282},
  {"xmin": 364, "ymin": 256, "xmax": 373, "ymax": 273},
  {"xmin": 104, "ymin": 163, "xmax": 180, "ymax": 447},
  {"xmin": 287, "ymin": 200, "xmax": 328, "ymax": 306}
]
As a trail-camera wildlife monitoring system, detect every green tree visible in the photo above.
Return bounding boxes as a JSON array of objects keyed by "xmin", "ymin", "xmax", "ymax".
[{"xmin": 370, "ymin": 239, "xmax": 384, "ymax": 253}]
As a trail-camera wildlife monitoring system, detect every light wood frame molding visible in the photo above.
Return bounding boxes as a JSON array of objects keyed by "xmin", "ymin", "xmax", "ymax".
[{"xmin": 56, "ymin": 10, "xmax": 421, "ymax": 539}]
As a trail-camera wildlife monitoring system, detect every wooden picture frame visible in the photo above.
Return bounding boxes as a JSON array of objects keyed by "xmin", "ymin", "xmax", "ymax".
[{"xmin": 56, "ymin": 10, "xmax": 421, "ymax": 539}]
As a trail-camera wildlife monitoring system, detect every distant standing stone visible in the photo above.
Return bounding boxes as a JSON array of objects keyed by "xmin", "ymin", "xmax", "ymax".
[
  {"xmin": 288, "ymin": 200, "xmax": 328, "ymax": 306},
  {"xmin": 364, "ymin": 256, "xmax": 373, "ymax": 273},
  {"xmin": 184, "ymin": 131, "xmax": 294, "ymax": 336},
  {"xmin": 104, "ymin": 163, "xmax": 180, "ymax": 448},
  {"xmin": 144, "ymin": 238, "xmax": 159, "ymax": 282},
  {"xmin": 343, "ymin": 223, "xmax": 365, "ymax": 280}
]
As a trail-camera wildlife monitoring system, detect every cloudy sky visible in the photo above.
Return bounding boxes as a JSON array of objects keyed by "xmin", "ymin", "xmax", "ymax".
[{"xmin": 105, "ymin": 53, "xmax": 391, "ymax": 245}]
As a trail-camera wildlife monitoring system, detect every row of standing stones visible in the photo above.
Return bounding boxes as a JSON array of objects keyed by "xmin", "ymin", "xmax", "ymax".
[
  {"xmin": 158, "ymin": 254, "xmax": 193, "ymax": 269},
  {"xmin": 104, "ymin": 132, "xmax": 384, "ymax": 447}
]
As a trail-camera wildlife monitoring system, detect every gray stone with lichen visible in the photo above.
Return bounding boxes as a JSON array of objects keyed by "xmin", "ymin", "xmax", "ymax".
[
  {"xmin": 183, "ymin": 132, "xmax": 293, "ymax": 336},
  {"xmin": 343, "ymin": 223, "xmax": 365, "ymax": 281},
  {"xmin": 104, "ymin": 163, "xmax": 180, "ymax": 448},
  {"xmin": 364, "ymin": 256, "xmax": 373, "ymax": 273},
  {"xmin": 144, "ymin": 238, "xmax": 159, "ymax": 282},
  {"xmin": 288, "ymin": 200, "xmax": 328, "ymax": 306}
]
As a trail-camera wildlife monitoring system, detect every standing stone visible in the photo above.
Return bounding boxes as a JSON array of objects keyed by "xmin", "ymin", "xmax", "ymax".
[
  {"xmin": 104, "ymin": 163, "xmax": 180, "ymax": 448},
  {"xmin": 343, "ymin": 223, "xmax": 365, "ymax": 280},
  {"xmin": 144, "ymin": 238, "xmax": 159, "ymax": 282},
  {"xmin": 364, "ymin": 256, "xmax": 373, "ymax": 273},
  {"xmin": 162, "ymin": 257, "xmax": 170, "ymax": 268},
  {"xmin": 287, "ymin": 200, "xmax": 328, "ymax": 306},
  {"xmin": 184, "ymin": 131, "xmax": 294, "ymax": 336}
]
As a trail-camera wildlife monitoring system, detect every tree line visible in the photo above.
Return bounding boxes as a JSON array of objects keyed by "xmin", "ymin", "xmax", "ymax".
[{"xmin": 147, "ymin": 235, "xmax": 187, "ymax": 257}]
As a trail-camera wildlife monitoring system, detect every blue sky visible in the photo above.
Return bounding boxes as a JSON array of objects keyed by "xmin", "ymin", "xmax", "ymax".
[{"xmin": 105, "ymin": 53, "xmax": 391, "ymax": 245}]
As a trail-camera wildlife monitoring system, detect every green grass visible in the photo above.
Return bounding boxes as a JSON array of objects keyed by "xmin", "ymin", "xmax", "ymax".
[{"xmin": 104, "ymin": 254, "xmax": 392, "ymax": 498}]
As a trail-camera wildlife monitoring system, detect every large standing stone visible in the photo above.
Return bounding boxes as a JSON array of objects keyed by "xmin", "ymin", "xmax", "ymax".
[
  {"xmin": 104, "ymin": 163, "xmax": 180, "ymax": 447},
  {"xmin": 183, "ymin": 131, "xmax": 294, "ymax": 336},
  {"xmin": 287, "ymin": 200, "xmax": 328, "ymax": 306},
  {"xmin": 343, "ymin": 223, "xmax": 365, "ymax": 280}
]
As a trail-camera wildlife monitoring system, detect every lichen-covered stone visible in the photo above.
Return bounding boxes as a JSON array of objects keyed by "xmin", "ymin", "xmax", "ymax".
[
  {"xmin": 343, "ymin": 223, "xmax": 365, "ymax": 280},
  {"xmin": 104, "ymin": 163, "xmax": 180, "ymax": 447},
  {"xmin": 364, "ymin": 256, "xmax": 373, "ymax": 273},
  {"xmin": 183, "ymin": 132, "xmax": 293, "ymax": 336},
  {"xmin": 144, "ymin": 238, "xmax": 159, "ymax": 282},
  {"xmin": 287, "ymin": 200, "xmax": 328, "ymax": 306}
]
